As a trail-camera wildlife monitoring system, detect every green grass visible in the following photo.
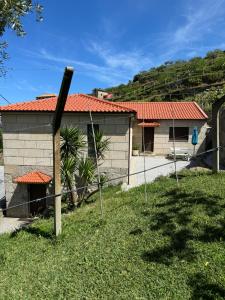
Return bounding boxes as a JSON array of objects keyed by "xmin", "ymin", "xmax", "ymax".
[{"xmin": 1, "ymin": 170, "xmax": 225, "ymax": 299}]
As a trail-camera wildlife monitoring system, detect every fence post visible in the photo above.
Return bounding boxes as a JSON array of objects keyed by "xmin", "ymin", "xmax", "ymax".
[
  {"xmin": 52, "ymin": 67, "xmax": 74, "ymax": 236},
  {"xmin": 212, "ymin": 96, "xmax": 225, "ymax": 173}
]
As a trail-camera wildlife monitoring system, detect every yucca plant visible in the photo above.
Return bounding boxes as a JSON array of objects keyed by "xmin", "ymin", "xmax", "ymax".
[
  {"xmin": 61, "ymin": 156, "xmax": 78, "ymax": 208},
  {"xmin": 76, "ymin": 157, "xmax": 96, "ymax": 204},
  {"xmin": 60, "ymin": 126, "xmax": 85, "ymax": 208},
  {"xmin": 60, "ymin": 126, "xmax": 110, "ymax": 208},
  {"xmin": 93, "ymin": 130, "xmax": 110, "ymax": 161},
  {"xmin": 60, "ymin": 126, "xmax": 85, "ymax": 160}
]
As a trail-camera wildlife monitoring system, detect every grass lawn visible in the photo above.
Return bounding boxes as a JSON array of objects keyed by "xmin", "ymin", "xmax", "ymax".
[{"xmin": 1, "ymin": 170, "xmax": 225, "ymax": 299}]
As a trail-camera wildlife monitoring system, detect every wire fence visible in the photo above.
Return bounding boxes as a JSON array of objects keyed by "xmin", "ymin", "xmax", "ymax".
[
  {"xmin": 0, "ymin": 146, "xmax": 219, "ymax": 214},
  {"xmin": 0, "ymin": 95, "xmax": 216, "ymax": 225}
]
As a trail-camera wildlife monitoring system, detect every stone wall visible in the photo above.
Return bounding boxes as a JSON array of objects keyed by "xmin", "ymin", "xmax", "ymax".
[
  {"xmin": 132, "ymin": 119, "xmax": 208, "ymax": 155},
  {"xmin": 62, "ymin": 113, "xmax": 130, "ymax": 170},
  {"xmin": 2, "ymin": 112, "xmax": 131, "ymax": 217}
]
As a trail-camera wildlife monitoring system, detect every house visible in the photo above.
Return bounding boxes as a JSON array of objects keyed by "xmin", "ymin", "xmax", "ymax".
[
  {"xmin": 116, "ymin": 101, "xmax": 208, "ymax": 154},
  {"xmin": 0, "ymin": 94, "xmax": 208, "ymax": 217},
  {"xmin": 92, "ymin": 89, "xmax": 113, "ymax": 100}
]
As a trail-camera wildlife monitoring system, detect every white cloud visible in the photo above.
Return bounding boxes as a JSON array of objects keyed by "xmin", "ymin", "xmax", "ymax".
[
  {"xmin": 88, "ymin": 41, "xmax": 152, "ymax": 72},
  {"xmin": 23, "ymin": 45, "xmax": 152, "ymax": 86},
  {"xmin": 159, "ymin": 0, "xmax": 225, "ymax": 60},
  {"xmin": 15, "ymin": 79, "xmax": 39, "ymax": 92}
]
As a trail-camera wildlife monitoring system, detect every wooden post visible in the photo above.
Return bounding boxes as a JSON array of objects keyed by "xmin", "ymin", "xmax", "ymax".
[
  {"xmin": 53, "ymin": 67, "xmax": 74, "ymax": 236},
  {"xmin": 212, "ymin": 95, "xmax": 225, "ymax": 173},
  {"xmin": 127, "ymin": 115, "xmax": 132, "ymax": 185}
]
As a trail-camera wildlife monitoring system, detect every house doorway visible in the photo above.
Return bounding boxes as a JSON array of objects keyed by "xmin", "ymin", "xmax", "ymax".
[
  {"xmin": 29, "ymin": 184, "xmax": 47, "ymax": 216},
  {"xmin": 143, "ymin": 127, "xmax": 154, "ymax": 152}
]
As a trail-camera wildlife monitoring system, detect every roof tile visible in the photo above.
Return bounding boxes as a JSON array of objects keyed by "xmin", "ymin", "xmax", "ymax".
[
  {"xmin": 116, "ymin": 101, "xmax": 208, "ymax": 120},
  {"xmin": 0, "ymin": 94, "xmax": 208, "ymax": 120},
  {"xmin": 0, "ymin": 94, "xmax": 132, "ymax": 113},
  {"xmin": 14, "ymin": 171, "xmax": 52, "ymax": 184}
]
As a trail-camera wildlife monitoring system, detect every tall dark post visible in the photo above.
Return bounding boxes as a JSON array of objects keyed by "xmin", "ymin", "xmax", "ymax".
[
  {"xmin": 212, "ymin": 95, "xmax": 225, "ymax": 173},
  {"xmin": 53, "ymin": 67, "xmax": 74, "ymax": 236}
]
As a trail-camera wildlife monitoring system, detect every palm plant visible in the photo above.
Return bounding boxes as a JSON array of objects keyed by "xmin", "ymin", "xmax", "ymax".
[
  {"xmin": 60, "ymin": 126, "xmax": 85, "ymax": 160},
  {"xmin": 60, "ymin": 126, "xmax": 110, "ymax": 208},
  {"xmin": 76, "ymin": 157, "xmax": 96, "ymax": 204},
  {"xmin": 93, "ymin": 130, "xmax": 110, "ymax": 160},
  {"xmin": 61, "ymin": 126, "xmax": 85, "ymax": 208},
  {"xmin": 61, "ymin": 156, "xmax": 78, "ymax": 208}
]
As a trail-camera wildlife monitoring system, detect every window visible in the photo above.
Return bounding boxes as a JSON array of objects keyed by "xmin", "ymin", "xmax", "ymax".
[
  {"xmin": 169, "ymin": 127, "xmax": 189, "ymax": 141},
  {"xmin": 87, "ymin": 124, "xmax": 99, "ymax": 157}
]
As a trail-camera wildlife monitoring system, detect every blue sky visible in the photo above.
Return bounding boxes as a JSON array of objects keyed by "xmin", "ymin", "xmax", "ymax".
[{"xmin": 1, "ymin": 0, "xmax": 225, "ymax": 104}]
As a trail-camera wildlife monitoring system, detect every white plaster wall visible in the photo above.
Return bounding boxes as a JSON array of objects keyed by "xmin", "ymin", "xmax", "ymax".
[{"xmin": 132, "ymin": 119, "xmax": 208, "ymax": 155}]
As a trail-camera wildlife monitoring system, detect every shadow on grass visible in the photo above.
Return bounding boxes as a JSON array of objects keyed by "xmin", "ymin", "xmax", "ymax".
[
  {"xmin": 141, "ymin": 185, "xmax": 225, "ymax": 265},
  {"xmin": 0, "ymin": 254, "xmax": 6, "ymax": 266},
  {"xmin": 130, "ymin": 228, "xmax": 143, "ymax": 235},
  {"xmin": 188, "ymin": 273, "xmax": 225, "ymax": 299},
  {"xmin": 11, "ymin": 226, "xmax": 54, "ymax": 240},
  {"xmin": 142, "ymin": 228, "xmax": 196, "ymax": 265},
  {"xmin": 198, "ymin": 220, "xmax": 225, "ymax": 242}
]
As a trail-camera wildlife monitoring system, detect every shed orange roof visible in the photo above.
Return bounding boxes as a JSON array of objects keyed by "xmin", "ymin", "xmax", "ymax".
[
  {"xmin": 116, "ymin": 101, "xmax": 208, "ymax": 120},
  {"xmin": 138, "ymin": 122, "xmax": 160, "ymax": 127},
  {"xmin": 14, "ymin": 171, "xmax": 52, "ymax": 184},
  {"xmin": 0, "ymin": 94, "xmax": 132, "ymax": 113}
]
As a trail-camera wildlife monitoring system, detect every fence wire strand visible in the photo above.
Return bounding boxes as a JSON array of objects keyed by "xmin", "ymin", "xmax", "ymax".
[{"xmin": 0, "ymin": 146, "xmax": 219, "ymax": 214}]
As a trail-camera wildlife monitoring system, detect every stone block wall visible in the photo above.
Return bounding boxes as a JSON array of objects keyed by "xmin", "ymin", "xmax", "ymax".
[
  {"xmin": 2, "ymin": 112, "xmax": 131, "ymax": 217},
  {"xmin": 61, "ymin": 113, "xmax": 130, "ymax": 172},
  {"xmin": 2, "ymin": 113, "xmax": 53, "ymax": 217},
  {"xmin": 132, "ymin": 119, "xmax": 208, "ymax": 155}
]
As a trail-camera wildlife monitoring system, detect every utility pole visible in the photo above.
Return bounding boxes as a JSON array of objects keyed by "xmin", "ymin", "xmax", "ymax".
[
  {"xmin": 53, "ymin": 67, "xmax": 74, "ymax": 236},
  {"xmin": 212, "ymin": 95, "xmax": 225, "ymax": 173}
]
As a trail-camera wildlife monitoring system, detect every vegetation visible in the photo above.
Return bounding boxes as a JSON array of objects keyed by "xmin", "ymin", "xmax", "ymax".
[
  {"xmin": 94, "ymin": 130, "xmax": 110, "ymax": 161},
  {"xmin": 60, "ymin": 126, "xmax": 110, "ymax": 208},
  {"xmin": 0, "ymin": 0, "xmax": 43, "ymax": 75},
  {"xmin": 104, "ymin": 49, "xmax": 225, "ymax": 118},
  {"xmin": 1, "ymin": 170, "xmax": 225, "ymax": 298}
]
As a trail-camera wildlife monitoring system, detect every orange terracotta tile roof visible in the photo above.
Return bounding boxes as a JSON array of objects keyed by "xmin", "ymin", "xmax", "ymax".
[
  {"xmin": 15, "ymin": 171, "xmax": 52, "ymax": 184},
  {"xmin": 0, "ymin": 94, "xmax": 133, "ymax": 113},
  {"xmin": 0, "ymin": 93, "xmax": 208, "ymax": 120},
  {"xmin": 138, "ymin": 122, "xmax": 160, "ymax": 127},
  {"xmin": 116, "ymin": 101, "xmax": 208, "ymax": 120}
]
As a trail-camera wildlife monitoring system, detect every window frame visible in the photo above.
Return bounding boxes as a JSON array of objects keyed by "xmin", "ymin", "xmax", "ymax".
[{"xmin": 169, "ymin": 127, "xmax": 189, "ymax": 142}]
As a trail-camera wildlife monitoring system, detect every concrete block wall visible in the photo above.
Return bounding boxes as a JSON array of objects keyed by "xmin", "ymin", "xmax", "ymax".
[
  {"xmin": 2, "ymin": 112, "xmax": 131, "ymax": 217},
  {"xmin": 61, "ymin": 113, "xmax": 130, "ymax": 172},
  {"xmin": 132, "ymin": 119, "xmax": 207, "ymax": 155},
  {"xmin": 2, "ymin": 113, "xmax": 54, "ymax": 217}
]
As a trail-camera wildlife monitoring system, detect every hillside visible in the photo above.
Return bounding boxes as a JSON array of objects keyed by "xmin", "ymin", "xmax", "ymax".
[
  {"xmin": 104, "ymin": 49, "xmax": 225, "ymax": 117},
  {"xmin": 1, "ymin": 170, "xmax": 225, "ymax": 299}
]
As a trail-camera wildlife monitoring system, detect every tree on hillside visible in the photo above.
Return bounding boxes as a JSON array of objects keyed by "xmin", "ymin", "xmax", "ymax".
[{"xmin": 0, "ymin": 0, "xmax": 43, "ymax": 75}]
